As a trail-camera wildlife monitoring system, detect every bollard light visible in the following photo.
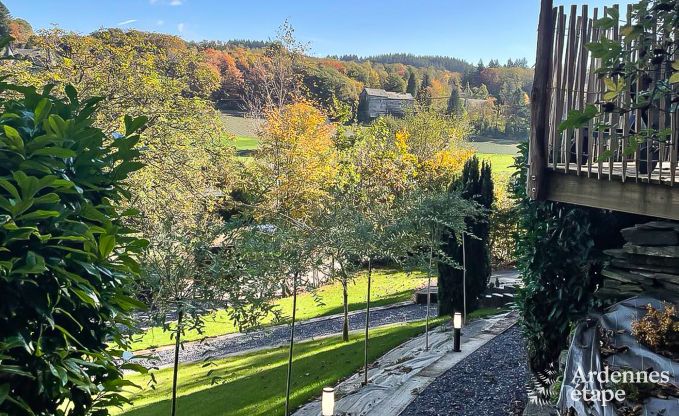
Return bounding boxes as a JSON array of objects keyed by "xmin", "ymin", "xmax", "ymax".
[
  {"xmin": 453, "ymin": 312, "xmax": 462, "ymax": 352},
  {"xmin": 322, "ymin": 387, "xmax": 335, "ymax": 416},
  {"xmin": 453, "ymin": 312, "xmax": 462, "ymax": 329}
]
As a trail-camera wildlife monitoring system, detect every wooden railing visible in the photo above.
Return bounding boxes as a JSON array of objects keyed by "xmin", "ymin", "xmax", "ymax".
[{"xmin": 544, "ymin": 3, "xmax": 678, "ymax": 185}]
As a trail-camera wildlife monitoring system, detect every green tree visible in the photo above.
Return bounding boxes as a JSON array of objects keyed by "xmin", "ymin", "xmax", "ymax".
[
  {"xmin": 406, "ymin": 69, "xmax": 418, "ymax": 97},
  {"xmin": 0, "ymin": 83, "xmax": 147, "ymax": 415},
  {"xmin": 475, "ymin": 83, "xmax": 489, "ymax": 99},
  {"xmin": 446, "ymin": 82, "xmax": 464, "ymax": 115},
  {"xmin": 417, "ymin": 73, "xmax": 432, "ymax": 107},
  {"xmin": 384, "ymin": 72, "xmax": 406, "ymax": 92},
  {"xmin": 437, "ymin": 156, "xmax": 494, "ymax": 316},
  {"xmin": 1, "ymin": 28, "xmax": 234, "ymax": 237},
  {"xmin": 0, "ymin": 2, "xmax": 9, "ymax": 38}
]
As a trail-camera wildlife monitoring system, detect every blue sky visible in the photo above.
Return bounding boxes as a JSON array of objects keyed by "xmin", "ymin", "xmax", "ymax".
[{"xmin": 6, "ymin": 0, "xmax": 632, "ymax": 64}]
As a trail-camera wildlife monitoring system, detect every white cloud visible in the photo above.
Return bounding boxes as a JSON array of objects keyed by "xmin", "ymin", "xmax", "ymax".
[
  {"xmin": 149, "ymin": 0, "xmax": 159, "ymax": 4},
  {"xmin": 117, "ymin": 19, "xmax": 137, "ymax": 26},
  {"xmin": 156, "ymin": 19, "xmax": 164, "ymax": 26},
  {"xmin": 170, "ymin": 0, "xmax": 182, "ymax": 5},
  {"xmin": 177, "ymin": 23, "xmax": 185, "ymax": 33}
]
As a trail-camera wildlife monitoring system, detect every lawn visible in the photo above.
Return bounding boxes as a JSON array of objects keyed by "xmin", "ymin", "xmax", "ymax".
[
  {"xmin": 229, "ymin": 135, "xmax": 259, "ymax": 151},
  {"xmin": 131, "ymin": 269, "xmax": 428, "ymax": 351},
  {"xmin": 477, "ymin": 153, "xmax": 516, "ymax": 176},
  {"xmin": 115, "ymin": 318, "xmax": 444, "ymax": 416}
]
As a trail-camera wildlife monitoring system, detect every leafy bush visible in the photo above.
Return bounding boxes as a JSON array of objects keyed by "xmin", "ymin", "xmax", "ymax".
[
  {"xmin": 511, "ymin": 141, "xmax": 653, "ymax": 371},
  {"xmin": 0, "ymin": 82, "xmax": 147, "ymax": 415}
]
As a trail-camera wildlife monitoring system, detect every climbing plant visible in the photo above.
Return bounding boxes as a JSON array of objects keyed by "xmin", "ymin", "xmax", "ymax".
[{"xmin": 0, "ymin": 81, "xmax": 147, "ymax": 415}]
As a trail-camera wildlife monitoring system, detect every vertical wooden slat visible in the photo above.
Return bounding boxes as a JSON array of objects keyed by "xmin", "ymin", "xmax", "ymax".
[
  {"xmin": 647, "ymin": 7, "xmax": 657, "ymax": 183},
  {"xmin": 598, "ymin": 6, "xmax": 608, "ymax": 180},
  {"xmin": 527, "ymin": 0, "xmax": 554, "ymax": 200},
  {"xmin": 575, "ymin": 5, "xmax": 589, "ymax": 176},
  {"xmin": 587, "ymin": 8, "xmax": 599, "ymax": 178},
  {"xmin": 564, "ymin": 5, "xmax": 578, "ymax": 174},
  {"xmin": 607, "ymin": 5, "xmax": 620, "ymax": 181},
  {"xmin": 551, "ymin": 7, "xmax": 566, "ymax": 170},
  {"xmin": 621, "ymin": 4, "xmax": 632, "ymax": 183},
  {"xmin": 658, "ymin": 23, "xmax": 667, "ymax": 183},
  {"xmin": 555, "ymin": 6, "xmax": 568, "ymax": 167}
]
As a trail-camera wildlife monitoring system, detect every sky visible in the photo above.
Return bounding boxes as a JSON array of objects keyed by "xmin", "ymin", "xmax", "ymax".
[{"xmin": 6, "ymin": 0, "xmax": 633, "ymax": 65}]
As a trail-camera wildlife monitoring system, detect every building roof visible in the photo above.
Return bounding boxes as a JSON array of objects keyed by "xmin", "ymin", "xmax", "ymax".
[{"xmin": 363, "ymin": 88, "xmax": 414, "ymax": 100}]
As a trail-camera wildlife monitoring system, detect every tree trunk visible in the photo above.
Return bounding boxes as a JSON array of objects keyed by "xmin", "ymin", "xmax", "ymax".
[
  {"xmin": 342, "ymin": 274, "xmax": 349, "ymax": 342},
  {"xmin": 425, "ymin": 241, "xmax": 433, "ymax": 351},
  {"xmin": 363, "ymin": 259, "xmax": 372, "ymax": 385},
  {"xmin": 284, "ymin": 272, "xmax": 299, "ymax": 416},
  {"xmin": 170, "ymin": 309, "xmax": 183, "ymax": 416}
]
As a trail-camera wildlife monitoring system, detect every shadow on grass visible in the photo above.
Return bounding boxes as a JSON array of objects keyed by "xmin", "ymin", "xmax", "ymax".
[{"xmin": 118, "ymin": 323, "xmax": 428, "ymax": 416}]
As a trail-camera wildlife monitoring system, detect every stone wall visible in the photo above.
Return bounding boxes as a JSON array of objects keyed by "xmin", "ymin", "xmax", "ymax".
[{"xmin": 598, "ymin": 221, "xmax": 679, "ymax": 301}]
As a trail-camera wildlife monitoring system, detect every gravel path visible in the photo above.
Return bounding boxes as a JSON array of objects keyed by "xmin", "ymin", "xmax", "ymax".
[
  {"xmin": 400, "ymin": 325, "xmax": 529, "ymax": 416},
  {"xmin": 135, "ymin": 303, "xmax": 429, "ymax": 368}
]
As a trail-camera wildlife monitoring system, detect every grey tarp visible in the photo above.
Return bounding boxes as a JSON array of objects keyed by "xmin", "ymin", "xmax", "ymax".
[{"xmin": 557, "ymin": 294, "xmax": 679, "ymax": 416}]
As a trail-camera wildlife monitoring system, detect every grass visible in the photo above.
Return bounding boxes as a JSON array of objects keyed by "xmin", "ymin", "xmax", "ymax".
[
  {"xmin": 115, "ymin": 318, "xmax": 445, "ymax": 416},
  {"xmin": 477, "ymin": 153, "xmax": 516, "ymax": 176},
  {"xmin": 131, "ymin": 269, "xmax": 428, "ymax": 351},
  {"xmin": 229, "ymin": 136, "xmax": 259, "ymax": 151},
  {"xmin": 466, "ymin": 306, "xmax": 513, "ymax": 321}
]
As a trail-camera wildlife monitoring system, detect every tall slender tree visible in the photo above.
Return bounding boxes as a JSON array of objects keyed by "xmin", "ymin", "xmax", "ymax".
[
  {"xmin": 406, "ymin": 69, "xmax": 418, "ymax": 97},
  {"xmin": 437, "ymin": 156, "xmax": 494, "ymax": 316},
  {"xmin": 0, "ymin": 1, "xmax": 10, "ymax": 38},
  {"xmin": 446, "ymin": 82, "xmax": 464, "ymax": 115}
]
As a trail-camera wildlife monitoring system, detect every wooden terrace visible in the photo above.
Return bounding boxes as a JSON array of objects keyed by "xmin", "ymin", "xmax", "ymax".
[{"xmin": 528, "ymin": 0, "xmax": 679, "ymax": 220}]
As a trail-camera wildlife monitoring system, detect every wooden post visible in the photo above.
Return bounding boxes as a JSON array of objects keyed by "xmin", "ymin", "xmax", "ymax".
[{"xmin": 528, "ymin": 0, "xmax": 554, "ymax": 200}]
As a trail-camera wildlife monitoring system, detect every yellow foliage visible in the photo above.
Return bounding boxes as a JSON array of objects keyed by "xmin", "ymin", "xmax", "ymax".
[{"xmin": 257, "ymin": 101, "xmax": 337, "ymax": 220}]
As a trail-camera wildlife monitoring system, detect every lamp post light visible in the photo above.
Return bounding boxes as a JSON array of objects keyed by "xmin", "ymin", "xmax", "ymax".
[
  {"xmin": 453, "ymin": 312, "xmax": 462, "ymax": 352},
  {"xmin": 322, "ymin": 387, "xmax": 335, "ymax": 416}
]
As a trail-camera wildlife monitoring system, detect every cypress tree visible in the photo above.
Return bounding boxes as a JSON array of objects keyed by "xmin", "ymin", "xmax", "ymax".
[
  {"xmin": 0, "ymin": 2, "xmax": 10, "ymax": 38},
  {"xmin": 437, "ymin": 157, "xmax": 494, "ymax": 316},
  {"xmin": 446, "ymin": 82, "xmax": 463, "ymax": 115},
  {"xmin": 417, "ymin": 73, "xmax": 432, "ymax": 107},
  {"xmin": 406, "ymin": 69, "xmax": 418, "ymax": 97}
]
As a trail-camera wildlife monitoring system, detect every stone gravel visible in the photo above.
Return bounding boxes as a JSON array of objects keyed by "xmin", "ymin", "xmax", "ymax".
[
  {"xmin": 134, "ymin": 303, "xmax": 430, "ymax": 368},
  {"xmin": 400, "ymin": 325, "xmax": 529, "ymax": 416}
]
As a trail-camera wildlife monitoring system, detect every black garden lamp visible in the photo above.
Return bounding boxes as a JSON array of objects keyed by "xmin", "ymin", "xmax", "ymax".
[{"xmin": 453, "ymin": 312, "xmax": 462, "ymax": 352}]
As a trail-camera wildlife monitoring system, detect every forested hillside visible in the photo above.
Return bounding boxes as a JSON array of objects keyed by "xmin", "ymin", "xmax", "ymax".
[{"xmin": 7, "ymin": 18, "xmax": 533, "ymax": 138}]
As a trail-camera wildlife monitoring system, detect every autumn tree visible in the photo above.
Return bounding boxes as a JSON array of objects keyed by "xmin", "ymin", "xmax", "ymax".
[
  {"xmin": 241, "ymin": 20, "xmax": 307, "ymax": 114},
  {"xmin": 203, "ymin": 48, "xmax": 244, "ymax": 108},
  {"xmin": 256, "ymin": 101, "xmax": 336, "ymax": 221},
  {"xmin": 384, "ymin": 108, "xmax": 473, "ymax": 189},
  {"xmin": 7, "ymin": 19, "xmax": 31, "ymax": 46},
  {"xmin": 0, "ymin": 29, "xmax": 235, "ymax": 236}
]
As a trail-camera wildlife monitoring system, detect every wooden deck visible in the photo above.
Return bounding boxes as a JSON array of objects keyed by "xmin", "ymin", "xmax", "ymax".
[
  {"xmin": 527, "ymin": 0, "xmax": 678, "ymax": 220},
  {"xmin": 552, "ymin": 162, "xmax": 679, "ymax": 186}
]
